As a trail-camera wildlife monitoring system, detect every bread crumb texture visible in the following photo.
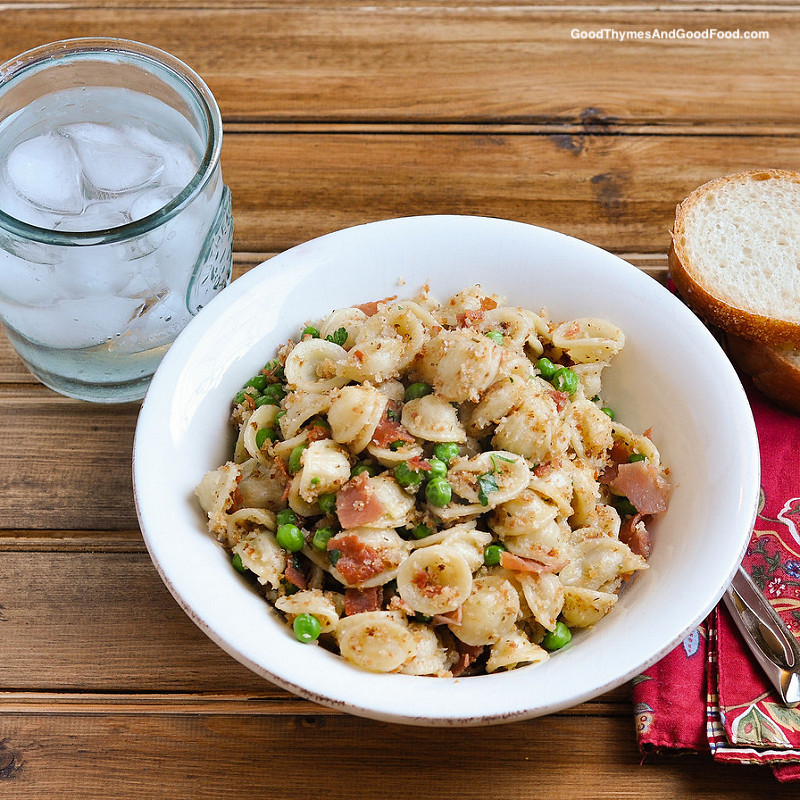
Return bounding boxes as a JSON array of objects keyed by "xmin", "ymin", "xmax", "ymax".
[{"xmin": 680, "ymin": 171, "xmax": 800, "ymax": 323}]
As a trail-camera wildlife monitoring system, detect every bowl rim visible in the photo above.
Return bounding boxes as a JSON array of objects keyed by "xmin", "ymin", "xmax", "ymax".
[{"xmin": 133, "ymin": 213, "xmax": 760, "ymax": 725}]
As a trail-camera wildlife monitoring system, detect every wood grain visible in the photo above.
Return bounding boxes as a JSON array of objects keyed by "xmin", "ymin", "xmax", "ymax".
[
  {"xmin": 0, "ymin": 711, "xmax": 791, "ymax": 800},
  {"xmin": 0, "ymin": 7, "xmax": 793, "ymax": 127},
  {"xmin": 222, "ymin": 132, "xmax": 800, "ymax": 253},
  {"xmin": 0, "ymin": 391, "xmax": 140, "ymax": 530}
]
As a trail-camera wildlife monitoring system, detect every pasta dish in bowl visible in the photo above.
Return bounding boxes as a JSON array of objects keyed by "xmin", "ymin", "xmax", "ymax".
[
  {"xmin": 134, "ymin": 215, "xmax": 759, "ymax": 723},
  {"xmin": 195, "ymin": 285, "xmax": 669, "ymax": 677}
]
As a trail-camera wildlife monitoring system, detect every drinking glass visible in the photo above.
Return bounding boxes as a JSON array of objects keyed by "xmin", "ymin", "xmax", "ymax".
[{"xmin": 0, "ymin": 38, "xmax": 233, "ymax": 402}]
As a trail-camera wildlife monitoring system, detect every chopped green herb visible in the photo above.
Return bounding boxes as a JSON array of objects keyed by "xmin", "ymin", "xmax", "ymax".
[
  {"xmin": 328, "ymin": 549, "xmax": 342, "ymax": 566},
  {"xmin": 326, "ymin": 327, "xmax": 348, "ymax": 346},
  {"xmin": 477, "ymin": 472, "xmax": 499, "ymax": 506}
]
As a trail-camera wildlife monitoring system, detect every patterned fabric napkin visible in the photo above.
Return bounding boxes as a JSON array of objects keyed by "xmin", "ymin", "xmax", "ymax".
[{"xmin": 633, "ymin": 382, "xmax": 800, "ymax": 782}]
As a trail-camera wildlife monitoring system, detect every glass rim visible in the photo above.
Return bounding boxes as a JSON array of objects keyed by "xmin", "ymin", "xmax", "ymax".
[{"xmin": 0, "ymin": 37, "xmax": 223, "ymax": 246}]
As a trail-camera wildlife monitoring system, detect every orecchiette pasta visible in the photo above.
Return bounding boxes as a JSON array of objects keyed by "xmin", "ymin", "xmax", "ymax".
[{"xmin": 196, "ymin": 284, "xmax": 670, "ymax": 677}]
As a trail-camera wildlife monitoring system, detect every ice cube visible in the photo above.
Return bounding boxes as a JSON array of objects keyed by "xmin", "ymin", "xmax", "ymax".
[
  {"xmin": 0, "ymin": 249, "xmax": 59, "ymax": 306},
  {"xmin": 128, "ymin": 185, "xmax": 182, "ymax": 222},
  {"xmin": 54, "ymin": 201, "xmax": 130, "ymax": 233},
  {"xmin": 55, "ymin": 242, "xmax": 139, "ymax": 297},
  {"xmin": 0, "ymin": 293, "xmax": 144, "ymax": 350},
  {"xmin": 4, "ymin": 132, "xmax": 84, "ymax": 215},
  {"xmin": 125, "ymin": 126, "xmax": 197, "ymax": 190},
  {"xmin": 116, "ymin": 289, "xmax": 189, "ymax": 352},
  {"xmin": 65, "ymin": 123, "xmax": 164, "ymax": 196}
]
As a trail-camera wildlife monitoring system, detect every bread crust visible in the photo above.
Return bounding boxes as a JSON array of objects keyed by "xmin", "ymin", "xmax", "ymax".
[
  {"xmin": 724, "ymin": 333, "xmax": 800, "ymax": 415},
  {"xmin": 669, "ymin": 169, "xmax": 800, "ymax": 349}
]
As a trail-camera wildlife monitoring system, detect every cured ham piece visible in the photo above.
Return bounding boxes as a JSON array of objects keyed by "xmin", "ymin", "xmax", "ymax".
[
  {"xmin": 546, "ymin": 388, "xmax": 568, "ymax": 412},
  {"xmin": 355, "ymin": 296, "xmax": 397, "ymax": 316},
  {"xmin": 609, "ymin": 461, "xmax": 670, "ymax": 515},
  {"xmin": 328, "ymin": 533, "xmax": 385, "ymax": 585},
  {"xmin": 619, "ymin": 514, "xmax": 652, "ymax": 559},
  {"xmin": 344, "ymin": 586, "xmax": 382, "ymax": 615},
  {"xmin": 336, "ymin": 472, "xmax": 386, "ymax": 529},
  {"xmin": 500, "ymin": 550, "xmax": 568, "ymax": 574},
  {"xmin": 284, "ymin": 558, "xmax": 307, "ymax": 590},
  {"xmin": 450, "ymin": 641, "xmax": 484, "ymax": 677},
  {"xmin": 370, "ymin": 416, "xmax": 416, "ymax": 449}
]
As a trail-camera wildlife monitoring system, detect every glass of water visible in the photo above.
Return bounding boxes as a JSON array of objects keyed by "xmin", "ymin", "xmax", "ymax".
[{"xmin": 0, "ymin": 38, "xmax": 233, "ymax": 403}]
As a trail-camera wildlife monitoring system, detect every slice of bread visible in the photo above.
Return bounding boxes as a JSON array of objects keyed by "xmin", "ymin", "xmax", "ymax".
[
  {"xmin": 724, "ymin": 334, "xmax": 800, "ymax": 414},
  {"xmin": 669, "ymin": 169, "xmax": 800, "ymax": 348}
]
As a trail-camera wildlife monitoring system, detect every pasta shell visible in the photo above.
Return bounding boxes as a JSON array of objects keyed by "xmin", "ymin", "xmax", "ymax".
[{"xmin": 284, "ymin": 339, "xmax": 350, "ymax": 392}]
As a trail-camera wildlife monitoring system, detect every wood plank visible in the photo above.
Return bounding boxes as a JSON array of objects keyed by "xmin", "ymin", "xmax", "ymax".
[
  {"xmin": 0, "ymin": 8, "xmax": 793, "ymax": 126},
  {"xmin": 0, "ymin": 550, "xmax": 273, "ymax": 691},
  {"xmin": 0, "ymin": 392, "xmax": 140, "ymax": 530},
  {"xmin": 0, "ymin": 688, "xmax": 630, "ymax": 715},
  {"xmin": 0, "ymin": 711, "xmax": 790, "ymax": 800},
  {"xmin": 0, "ymin": 549, "xmax": 629, "ymax": 702},
  {"xmin": 223, "ymin": 132, "xmax": 800, "ymax": 253}
]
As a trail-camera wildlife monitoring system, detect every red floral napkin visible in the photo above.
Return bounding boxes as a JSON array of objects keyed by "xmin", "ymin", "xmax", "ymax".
[{"xmin": 633, "ymin": 382, "xmax": 800, "ymax": 782}]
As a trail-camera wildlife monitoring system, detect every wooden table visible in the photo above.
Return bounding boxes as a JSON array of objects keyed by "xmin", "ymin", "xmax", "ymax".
[{"xmin": 2, "ymin": 2, "xmax": 799, "ymax": 797}]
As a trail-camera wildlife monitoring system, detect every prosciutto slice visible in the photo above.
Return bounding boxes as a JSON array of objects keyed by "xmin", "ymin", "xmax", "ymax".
[
  {"xmin": 336, "ymin": 472, "xmax": 386, "ymax": 529},
  {"xmin": 609, "ymin": 461, "xmax": 670, "ymax": 515}
]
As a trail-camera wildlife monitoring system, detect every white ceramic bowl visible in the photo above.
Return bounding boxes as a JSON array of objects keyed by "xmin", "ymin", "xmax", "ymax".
[{"xmin": 133, "ymin": 215, "xmax": 760, "ymax": 725}]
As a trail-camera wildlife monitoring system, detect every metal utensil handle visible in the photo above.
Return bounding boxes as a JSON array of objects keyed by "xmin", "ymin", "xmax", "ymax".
[{"xmin": 724, "ymin": 566, "xmax": 800, "ymax": 707}]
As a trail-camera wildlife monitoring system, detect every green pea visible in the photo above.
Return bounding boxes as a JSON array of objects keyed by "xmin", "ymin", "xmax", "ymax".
[
  {"xmin": 427, "ymin": 457, "xmax": 447, "ymax": 480},
  {"xmin": 628, "ymin": 453, "xmax": 647, "ymax": 463},
  {"xmin": 485, "ymin": 330, "xmax": 504, "ymax": 345},
  {"xmin": 394, "ymin": 461, "xmax": 423, "ymax": 489},
  {"xmin": 552, "ymin": 367, "xmax": 579, "ymax": 395},
  {"xmin": 255, "ymin": 426, "xmax": 277, "ymax": 449},
  {"xmin": 433, "ymin": 442, "xmax": 460, "ymax": 464},
  {"xmin": 293, "ymin": 613, "xmax": 322, "ymax": 643},
  {"xmin": 536, "ymin": 357, "xmax": 557, "ymax": 380},
  {"xmin": 601, "ymin": 406, "xmax": 615, "ymax": 420},
  {"xmin": 425, "ymin": 477, "xmax": 452, "ymax": 507},
  {"xmin": 351, "ymin": 462, "xmax": 378, "ymax": 478},
  {"xmin": 246, "ymin": 374, "xmax": 267, "ymax": 392},
  {"xmin": 263, "ymin": 358, "xmax": 284, "ymax": 378},
  {"xmin": 261, "ymin": 383, "xmax": 286, "ymax": 405},
  {"xmin": 411, "ymin": 524, "xmax": 434, "ymax": 540},
  {"xmin": 404, "ymin": 382, "xmax": 432, "ymax": 401},
  {"xmin": 276, "ymin": 523, "xmax": 304, "ymax": 552},
  {"xmin": 302, "ymin": 325, "xmax": 320, "ymax": 339},
  {"xmin": 231, "ymin": 552, "xmax": 247, "ymax": 574},
  {"xmin": 541, "ymin": 621, "xmax": 572, "ymax": 651},
  {"xmin": 233, "ymin": 390, "xmax": 247, "ymax": 405},
  {"xmin": 318, "ymin": 492, "xmax": 337, "ymax": 515},
  {"xmin": 312, "ymin": 526, "xmax": 335, "ymax": 551},
  {"xmin": 288, "ymin": 443, "xmax": 308, "ymax": 473},
  {"xmin": 276, "ymin": 507, "xmax": 297, "ymax": 527},
  {"xmin": 483, "ymin": 543, "xmax": 506, "ymax": 566},
  {"xmin": 255, "ymin": 394, "xmax": 275, "ymax": 408}
]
